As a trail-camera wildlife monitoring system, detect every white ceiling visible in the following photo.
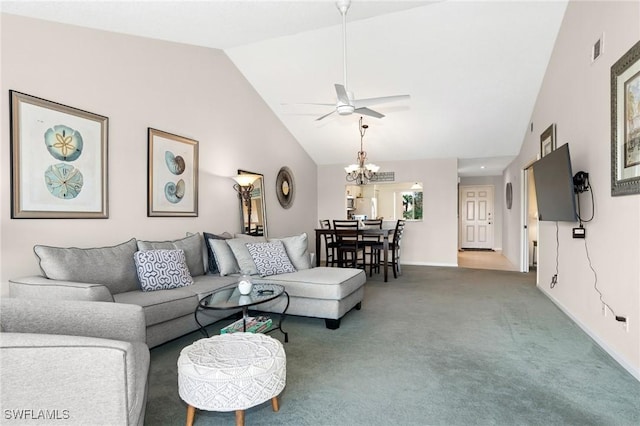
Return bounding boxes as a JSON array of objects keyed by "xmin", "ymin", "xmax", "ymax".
[{"xmin": 1, "ymin": 0, "xmax": 568, "ymax": 176}]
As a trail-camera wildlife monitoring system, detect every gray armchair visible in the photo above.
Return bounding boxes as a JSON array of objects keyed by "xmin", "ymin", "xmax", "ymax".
[{"xmin": 0, "ymin": 298, "xmax": 150, "ymax": 425}]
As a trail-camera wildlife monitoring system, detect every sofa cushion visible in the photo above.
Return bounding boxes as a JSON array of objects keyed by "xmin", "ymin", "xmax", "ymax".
[
  {"xmin": 209, "ymin": 239, "xmax": 240, "ymax": 276},
  {"xmin": 114, "ymin": 287, "xmax": 198, "ymax": 327},
  {"xmin": 203, "ymin": 232, "xmax": 232, "ymax": 274},
  {"xmin": 269, "ymin": 233, "xmax": 312, "ymax": 271},
  {"xmin": 34, "ymin": 238, "xmax": 139, "ymax": 295},
  {"xmin": 226, "ymin": 239, "xmax": 259, "ymax": 276},
  {"xmin": 134, "ymin": 249, "xmax": 194, "ymax": 291},
  {"xmin": 259, "ymin": 267, "xmax": 365, "ymax": 300},
  {"xmin": 137, "ymin": 233, "xmax": 205, "ymax": 277},
  {"xmin": 190, "ymin": 275, "xmax": 239, "ymax": 299},
  {"xmin": 246, "ymin": 241, "xmax": 296, "ymax": 277}
]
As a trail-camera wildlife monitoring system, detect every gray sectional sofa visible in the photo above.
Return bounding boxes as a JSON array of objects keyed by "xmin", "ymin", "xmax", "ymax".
[
  {"xmin": 9, "ymin": 232, "xmax": 366, "ymax": 348},
  {"xmin": 0, "ymin": 298, "xmax": 149, "ymax": 426}
]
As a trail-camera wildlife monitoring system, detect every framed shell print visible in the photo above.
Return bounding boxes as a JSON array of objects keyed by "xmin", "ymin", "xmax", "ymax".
[
  {"xmin": 10, "ymin": 91, "xmax": 108, "ymax": 218},
  {"xmin": 276, "ymin": 166, "xmax": 294, "ymax": 209},
  {"xmin": 147, "ymin": 128, "xmax": 198, "ymax": 216}
]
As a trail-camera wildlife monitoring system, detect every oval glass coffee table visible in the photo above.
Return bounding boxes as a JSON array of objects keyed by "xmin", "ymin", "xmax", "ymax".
[{"xmin": 195, "ymin": 282, "xmax": 289, "ymax": 342}]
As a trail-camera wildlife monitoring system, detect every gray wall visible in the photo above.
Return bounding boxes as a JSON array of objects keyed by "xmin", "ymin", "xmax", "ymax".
[
  {"xmin": 318, "ymin": 158, "xmax": 459, "ymax": 267},
  {"xmin": 0, "ymin": 14, "xmax": 318, "ymax": 294},
  {"xmin": 502, "ymin": 0, "xmax": 639, "ymax": 377}
]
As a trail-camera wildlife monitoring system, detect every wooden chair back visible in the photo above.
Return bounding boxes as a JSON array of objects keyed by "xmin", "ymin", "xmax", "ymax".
[
  {"xmin": 332, "ymin": 220, "xmax": 359, "ymax": 244},
  {"xmin": 393, "ymin": 219, "xmax": 406, "ymax": 246}
]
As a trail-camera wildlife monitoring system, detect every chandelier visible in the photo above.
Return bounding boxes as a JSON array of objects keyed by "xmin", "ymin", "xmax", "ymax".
[{"xmin": 344, "ymin": 116, "xmax": 379, "ymax": 185}]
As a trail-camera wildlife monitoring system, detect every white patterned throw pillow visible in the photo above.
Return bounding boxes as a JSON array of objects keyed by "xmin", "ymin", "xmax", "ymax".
[
  {"xmin": 246, "ymin": 241, "xmax": 296, "ymax": 277},
  {"xmin": 134, "ymin": 249, "xmax": 194, "ymax": 291}
]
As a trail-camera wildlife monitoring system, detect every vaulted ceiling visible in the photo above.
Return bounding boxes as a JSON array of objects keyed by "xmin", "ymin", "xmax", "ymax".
[{"xmin": 1, "ymin": 0, "xmax": 568, "ymax": 176}]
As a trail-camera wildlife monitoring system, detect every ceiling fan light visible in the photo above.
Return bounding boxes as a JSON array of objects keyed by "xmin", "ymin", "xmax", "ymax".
[{"xmin": 337, "ymin": 104, "xmax": 355, "ymax": 115}]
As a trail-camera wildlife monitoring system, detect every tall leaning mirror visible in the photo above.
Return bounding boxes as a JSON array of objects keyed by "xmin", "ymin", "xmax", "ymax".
[{"xmin": 237, "ymin": 169, "xmax": 267, "ymax": 237}]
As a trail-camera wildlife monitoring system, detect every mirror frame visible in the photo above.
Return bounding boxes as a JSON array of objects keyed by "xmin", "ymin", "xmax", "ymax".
[{"xmin": 238, "ymin": 169, "xmax": 268, "ymax": 237}]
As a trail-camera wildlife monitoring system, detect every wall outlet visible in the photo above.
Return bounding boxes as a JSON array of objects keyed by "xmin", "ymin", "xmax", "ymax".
[{"xmin": 615, "ymin": 315, "xmax": 629, "ymax": 333}]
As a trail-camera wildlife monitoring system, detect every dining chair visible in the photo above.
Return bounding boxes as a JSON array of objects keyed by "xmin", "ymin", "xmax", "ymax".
[
  {"xmin": 361, "ymin": 219, "xmax": 383, "ymax": 276},
  {"xmin": 372, "ymin": 219, "xmax": 406, "ymax": 279},
  {"xmin": 319, "ymin": 219, "xmax": 338, "ymax": 267},
  {"xmin": 332, "ymin": 220, "xmax": 364, "ymax": 269}
]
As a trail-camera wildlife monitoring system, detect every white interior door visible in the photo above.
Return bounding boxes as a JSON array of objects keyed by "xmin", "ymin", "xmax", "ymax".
[{"xmin": 460, "ymin": 185, "xmax": 494, "ymax": 249}]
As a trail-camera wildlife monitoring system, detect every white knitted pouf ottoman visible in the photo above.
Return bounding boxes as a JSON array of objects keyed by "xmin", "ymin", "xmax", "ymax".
[{"xmin": 178, "ymin": 332, "xmax": 286, "ymax": 426}]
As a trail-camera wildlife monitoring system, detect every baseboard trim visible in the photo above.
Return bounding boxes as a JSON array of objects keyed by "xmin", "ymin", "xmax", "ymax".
[
  {"xmin": 538, "ymin": 285, "xmax": 640, "ymax": 382},
  {"xmin": 401, "ymin": 261, "xmax": 458, "ymax": 268}
]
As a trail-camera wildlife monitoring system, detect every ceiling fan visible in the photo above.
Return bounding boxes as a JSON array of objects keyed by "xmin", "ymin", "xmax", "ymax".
[{"xmin": 307, "ymin": 0, "xmax": 410, "ymax": 121}]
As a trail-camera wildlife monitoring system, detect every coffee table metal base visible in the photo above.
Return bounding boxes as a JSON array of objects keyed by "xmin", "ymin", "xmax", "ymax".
[{"xmin": 195, "ymin": 291, "xmax": 289, "ymax": 343}]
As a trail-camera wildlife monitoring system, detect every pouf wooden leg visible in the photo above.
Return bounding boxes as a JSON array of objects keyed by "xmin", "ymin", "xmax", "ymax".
[
  {"xmin": 185, "ymin": 404, "xmax": 195, "ymax": 426},
  {"xmin": 271, "ymin": 396, "xmax": 280, "ymax": 412},
  {"xmin": 235, "ymin": 410, "xmax": 245, "ymax": 426}
]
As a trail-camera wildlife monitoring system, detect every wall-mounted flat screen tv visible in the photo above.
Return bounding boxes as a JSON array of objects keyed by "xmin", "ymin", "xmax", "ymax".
[{"xmin": 531, "ymin": 143, "xmax": 577, "ymax": 222}]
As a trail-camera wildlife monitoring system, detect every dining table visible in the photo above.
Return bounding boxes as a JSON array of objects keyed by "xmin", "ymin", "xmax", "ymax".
[{"xmin": 314, "ymin": 227, "xmax": 394, "ymax": 282}]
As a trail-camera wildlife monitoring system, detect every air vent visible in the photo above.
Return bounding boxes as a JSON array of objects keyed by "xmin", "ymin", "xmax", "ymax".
[{"xmin": 592, "ymin": 34, "xmax": 604, "ymax": 63}]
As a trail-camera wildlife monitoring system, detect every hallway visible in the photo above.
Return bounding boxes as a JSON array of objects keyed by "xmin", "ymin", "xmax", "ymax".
[{"xmin": 457, "ymin": 250, "xmax": 519, "ymax": 272}]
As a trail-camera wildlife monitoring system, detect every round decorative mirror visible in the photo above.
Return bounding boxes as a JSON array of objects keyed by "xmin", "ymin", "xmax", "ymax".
[{"xmin": 276, "ymin": 167, "xmax": 294, "ymax": 209}]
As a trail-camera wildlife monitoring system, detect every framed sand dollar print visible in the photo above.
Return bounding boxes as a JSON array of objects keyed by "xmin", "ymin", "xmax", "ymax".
[{"xmin": 276, "ymin": 167, "xmax": 294, "ymax": 209}]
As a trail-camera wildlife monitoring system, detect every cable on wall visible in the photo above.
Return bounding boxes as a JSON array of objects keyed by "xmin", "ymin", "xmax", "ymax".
[{"xmin": 550, "ymin": 222, "xmax": 559, "ymax": 288}]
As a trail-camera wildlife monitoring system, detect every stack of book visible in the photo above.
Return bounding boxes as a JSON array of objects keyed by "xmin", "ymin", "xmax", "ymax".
[{"xmin": 220, "ymin": 316, "xmax": 272, "ymax": 334}]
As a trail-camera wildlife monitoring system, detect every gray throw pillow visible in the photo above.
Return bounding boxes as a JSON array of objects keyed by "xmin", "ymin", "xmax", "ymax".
[
  {"xmin": 209, "ymin": 239, "xmax": 240, "ymax": 276},
  {"xmin": 226, "ymin": 238, "xmax": 260, "ymax": 276},
  {"xmin": 34, "ymin": 238, "xmax": 139, "ymax": 295},
  {"xmin": 203, "ymin": 231, "xmax": 232, "ymax": 274},
  {"xmin": 137, "ymin": 233, "xmax": 205, "ymax": 277},
  {"xmin": 134, "ymin": 249, "xmax": 193, "ymax": 291},
  {"xmin": 269, "ymin": 233, "xmax": 312, "ymax": 270},
  {"xmin": 246, "ymin": 241, "xmax": 296, "ymax": 277}
]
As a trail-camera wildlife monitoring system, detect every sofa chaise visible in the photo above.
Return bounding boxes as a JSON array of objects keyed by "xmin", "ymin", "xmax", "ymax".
[{"xmin": 9, "ymin": 232, "xmax": 366, "ymax": 348}]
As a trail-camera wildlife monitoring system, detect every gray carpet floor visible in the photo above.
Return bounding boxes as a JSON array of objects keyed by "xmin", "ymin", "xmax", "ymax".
[{"xmin": 145, "ymin": 266, "xmax": 640, "ymax": 425}]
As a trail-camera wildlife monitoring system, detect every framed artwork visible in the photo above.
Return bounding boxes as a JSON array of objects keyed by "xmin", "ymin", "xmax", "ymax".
[
  {"xmin": 611, "ymin": 40, "xmax": 640, "ymax": 196},
  {"xmin": 10, "ymin": 91, "xmax": 108, "ymax": 219},
  {"xmin": 276, "ymin": 166, "xmax": 295, "ymax": 209},
  {"xmin": 147, "ymin": 128, "xmax": 198, "ymax": 216},
  {"xmin": 540, "ymin": 124, "xmax": 556, "ymax": 158}
]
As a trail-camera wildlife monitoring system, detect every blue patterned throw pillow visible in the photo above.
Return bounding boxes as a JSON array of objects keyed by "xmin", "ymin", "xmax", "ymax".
[
  {"xmin": 134, "ymin": 249, "xmax": 194, "ymax": 291},
  {"xmin": 246, "ymin": 241, "xmax": 296, "ymax": 277}
]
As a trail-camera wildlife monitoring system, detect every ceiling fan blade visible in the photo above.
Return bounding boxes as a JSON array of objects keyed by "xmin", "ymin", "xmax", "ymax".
[
  {"xmin": 316, "ymin": 110, "xmax": 337, "ymax": 121},
  {"xmin": 353, "ymin": 94, "xmax": 410, "ymax": 109},
  {"xmin": 355, "ymin": 107, "xmax": 385, "ymax": 119},
  {"xmin": 334, "ymin": 84, "xmax": 350, "ymax": 104},
  {"xmin": 284, "ymin": 102, "xmax": 336, "ymax": 106}
]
